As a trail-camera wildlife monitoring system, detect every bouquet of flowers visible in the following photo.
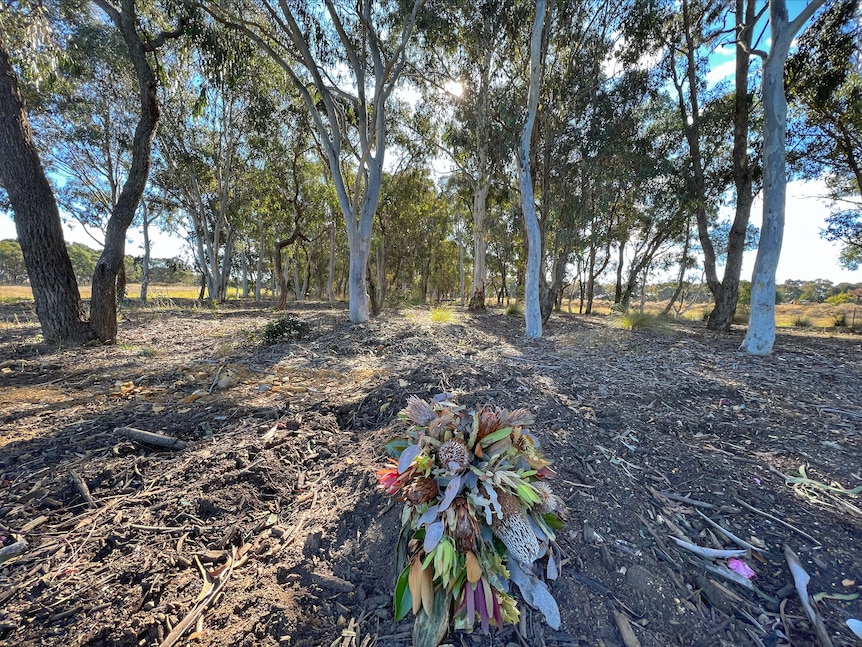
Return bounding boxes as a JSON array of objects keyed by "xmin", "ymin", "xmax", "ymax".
[{"xmin": 378, "ymin": 394, "xmax": 565, "ymax": 643}]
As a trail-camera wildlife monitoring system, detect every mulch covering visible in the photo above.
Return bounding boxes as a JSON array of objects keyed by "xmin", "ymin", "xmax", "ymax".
[{"xmin": 0, "ymin": 301, "xmax": 860, "ymax": 646}]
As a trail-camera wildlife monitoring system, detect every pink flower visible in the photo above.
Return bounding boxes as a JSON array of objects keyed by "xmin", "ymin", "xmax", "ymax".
[{"xmin": 727, "ymin": 558, "xmax": 756, "ymax": 579}]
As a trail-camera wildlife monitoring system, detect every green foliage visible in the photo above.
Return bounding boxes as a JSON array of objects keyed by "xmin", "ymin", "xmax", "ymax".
[
  {"xmin": 826, "ymin": 292, "xmax": 855, "ymax": 305},
  {"xmin": 430, "ymin": 306, "xmax": 454, "ymax": 323},
  {"xmin": 793, "ymin": 316, "xmax": 813, "ymax": 329},
  {"xmin": 615, "ymin": 311, "xmax": 669, "ymax": 332},
  {"xmin": 0, "ymin": 239, "xmax": 27, "ymax": 283},
  {"xmin": 262, "ymin": 314, "xmax": 308, "ymax": 345},
  {"xmin": 505, "ymin": 303, "xmax": 522, "ymax": 317}
]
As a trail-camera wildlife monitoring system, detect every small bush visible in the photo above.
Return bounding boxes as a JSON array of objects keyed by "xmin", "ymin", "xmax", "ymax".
[
  {"xmin": 793, "ymin": 316, "xmax": 813, "ymax": 329},
  {"xmin": 262, "ymin": 314, "xmax": 308, "ymax": 345},
  {"xmin": 615, "ymin": 311, "xmax": 669, "ymax": 332},
  {"xmin": 833, "ymin": 313, "xmax": 848, "ymax": 327},
  {"xmin": 430, "ymin": 306, "xmax": 455, "ymax": 323},
  {"xmin": 505, "ymin": 303, "xmax": 522, "ymax": 317},
  {"xmin": 825, "ymin": 293, "xmax": 855, "ymax": 305}
]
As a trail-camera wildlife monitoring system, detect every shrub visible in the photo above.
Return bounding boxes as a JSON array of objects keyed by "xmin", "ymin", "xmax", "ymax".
[
  {"xmin": 793, "ymin": 316, "xmax": 813, "ymax": 329},
  {"xmin": 505, "ymin": 303, "xmax": 522, "ymax": 317},
  {"xmin": 615, "ymin": 311, "xmax": 669, "ymax": 332},
  {"xmin": 430, "ymin": 306, "xmax": 455, "ymax": 323},
  {"xmin": 262, "ymin": 314, "xmax": 307, "ymax": 345},
  {"xmin": 826, "ymin": 293, "xmax": 855, "ymax": 305},
  {"xmin": 833, "ymin": 313, "xmax": 848, "ymax": 327}
]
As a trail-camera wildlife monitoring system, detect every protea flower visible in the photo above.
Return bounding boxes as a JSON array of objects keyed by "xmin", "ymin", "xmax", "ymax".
[
  {"xmin": 404, "ymin": 477, "xmax": 438, "ymax": 504},
  {"xmin": 438, "ymin": 439, "xmax": 470, "ymax": 473},
  {"xmin": 503, "ymin": 407, "xmax": 534, "ymax": 429},
  {"xmin": 402, "ymin": 395, "xmax": 436, "ymax": 426},
  {"xmin": 476, "ymin": 408, "xmax": 501, "ymax": 441},
  {"xmin": 448, "ymin": 497, "xmax": 479, "ymax": 551},
  {"xmin": 427, "ymin": 410, "xmax": 457, "ymax": 439}
]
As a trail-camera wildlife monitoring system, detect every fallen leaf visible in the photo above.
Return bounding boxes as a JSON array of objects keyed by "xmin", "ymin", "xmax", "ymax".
[
  {"xmin": 842, "ymin": 579, "xmax": 856, "ymax": 587},
  {"xmin": 466, "ymin": 550, "xmax": 482, "ymax": 583},
  {"xmin": 727, "ymin": 557, "xmax": 756, "ymax": 579}
]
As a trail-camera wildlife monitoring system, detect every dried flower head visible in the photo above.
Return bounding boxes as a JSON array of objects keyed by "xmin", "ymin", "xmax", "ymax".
[
  {"xmin": 402, "ymin": 395, "xmax": 436, "ymax": 426},
  {"xmin": 404, "ymin": 477, "xmax": 439, "ymax": 505},
  {"xmin": 438, "ymin": 439, "xmax": 470, "ymax": 474},
  {"xmin": 477, "ymin": 408, "xmax": 501, "ymax": 441},
  {"xmin": 533, "ymin": 482, "xmax": 564, "ymax": 515},
  {"xmin": 427, "ymin": 410, "xmax": 457, "ymax": 440},
  {"xmin": 449, "ymin": 497, "xmax": 479, "ymax": 551}
]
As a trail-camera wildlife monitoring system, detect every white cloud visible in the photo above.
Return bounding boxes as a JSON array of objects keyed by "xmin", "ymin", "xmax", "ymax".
[{"xmin": 706, "ymin": 59, "xmax": 736, "ymax": 85}]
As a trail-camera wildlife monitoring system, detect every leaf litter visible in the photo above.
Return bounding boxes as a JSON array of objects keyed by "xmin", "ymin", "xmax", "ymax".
[{"xmin": 0, "ymin": 300, "xmax": 860, "ymax": 646}]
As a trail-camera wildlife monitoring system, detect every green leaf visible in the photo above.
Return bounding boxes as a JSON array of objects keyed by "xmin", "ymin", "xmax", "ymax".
[
  {"xmin": 385, "ymin": 436, "xmax": 410, "ymax": 458},
  {"xmin": 411, "ymin": 586, "xmax": 450, "ymax": 647},
  {"xmin": 480, "ymin": 427, "xmax": 512, "ymax": 448},
  {"xmin": 394, "ymin": 564, "xmax": 413, "ymax": 622},
  {"xmin": 543, "ymin": 512, "xmax": 565, "ymax": 530}
]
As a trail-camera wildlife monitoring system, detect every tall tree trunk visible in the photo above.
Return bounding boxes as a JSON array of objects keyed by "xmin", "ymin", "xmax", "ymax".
[
  {"xmin": 458, "ymin": 223, "xmax": 465, "ymax": 306},
  {"xmin": 469, "ymin": 49, "xmax": 493, "ymax": 311},
  {"xmin": 140, "ymin": 200, "xmax": 150, "ymax": 303},
  {"xmin": 519, "ymin": 0, "xmax": 546, "ymax": 339},
  {"xmin": 328, "ymin": 219, "xmax": 335, "ymax": 304},
  {"xmin": 741, "ymin": 0, "xmax": 825, "ymax": 354},
  {"xmin": 256, "ymin": 219, "xmax": 264, "ymax": 301},
  {"xmin": 675, "ymin": 0, "xmax": 721, "ymax": 301},
  {"xmin": 241, "ymin": 248, "xmax": 249, "ymax": 298},
  {"xmin": 90, "ymin": 0, "xmax": 166, "ymax": 343},
  {"xmin": 0, "ymin": 44, "xmax": 94, "ymax": 344},
  {"xmin": 708, "ymin": 0, "xmax": 756, "ymax": 331}
]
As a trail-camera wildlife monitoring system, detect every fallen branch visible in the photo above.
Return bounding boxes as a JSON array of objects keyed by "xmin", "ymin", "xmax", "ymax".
[
  {"xmin": 115, "ymin": 426, "xmax": 187, "ymax": 450},
  {"xmin": 695, "ymin": 559, "xmax": 754, "ymax": 590},
  {"xmin": 696, "ymin": 511, "xmax": 765, "ymax": 553},
  {"xmin": 670, "ymin": 536, "xmax": 749, "ymax": 560},
  {"xmin": 158, "ymin": 545, "xmax": 249, "ymax": 647},
  {"xmin": 784, "ymin": 545, "xmax": 834, "ymax": 647},
  {"xmin": 612, "ymin": 609, "xmax": 642, "ymax": 647},
  {"xmin": 734, "ymin": 498, "xmax": 818, "ymax": 544},
  {"xmin": 69, "ymin": 470, "xmax": 98, "ymax": 509},
  {"xmin": 0, "ymin": 539, "xmax": 28, "ymax": 564}
]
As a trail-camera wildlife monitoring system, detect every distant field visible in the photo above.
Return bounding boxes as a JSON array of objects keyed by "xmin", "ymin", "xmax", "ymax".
[
  {"xmin": 0, "ymin": 283, "xmax": 271, "ymax": 302},
  {"xmin": 1, "ymin": 284, "xmax": 858, "ymax": 328}
]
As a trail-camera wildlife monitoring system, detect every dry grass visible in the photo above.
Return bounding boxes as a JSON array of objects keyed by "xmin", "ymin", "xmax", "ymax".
[{"xmin": 0, "ymin": 283, "xmax": 274, "ymax": 302}]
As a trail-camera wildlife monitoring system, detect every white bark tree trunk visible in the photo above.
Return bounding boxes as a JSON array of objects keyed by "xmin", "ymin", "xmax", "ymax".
[
  {"xmin": 519, "ymin": 0, "xmax": 546, "ymax": 339},
  {"xmin": 241, "ymin": 248, "xmax": 249, "ymax": 298},
  {"xmin": 328, "ymin": 218, "xmax": 335, "ymax": 304},
  {"xmin": 139, "ymin": 199, "xmax": 150, "ymax": 303},
  {"xmin": 256, "ymin": 219, "xmax": 264, "ymax": 302},
  {"xmin": 741, "ymin": 0, "xmax": 825, "ymax": 354}
]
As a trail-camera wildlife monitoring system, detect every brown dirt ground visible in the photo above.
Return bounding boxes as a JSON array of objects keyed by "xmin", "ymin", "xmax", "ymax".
[{"xmin": 0, "ymin": 300, "xmax": 860, "ymax": 647}]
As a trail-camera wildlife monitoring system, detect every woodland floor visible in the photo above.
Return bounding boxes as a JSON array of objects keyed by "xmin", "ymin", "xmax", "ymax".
[{"xmin": 0, "ymin": 299, "xmax": 860, "ymax": 647}]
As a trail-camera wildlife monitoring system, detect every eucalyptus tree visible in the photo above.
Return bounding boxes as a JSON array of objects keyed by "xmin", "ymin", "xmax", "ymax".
[
  {"xmin": 787, "ymin": 0, "xmax": 862, "ymax": 272},
  {"xmin": 198, "ymin": 0, "xmax": 423, "ymax": 323},
  {"xmin": 0, "ymin": 3, "xmax": 95, "ymax": 342},
  {"xmin": 0, "ymin": 0, "xmax": 186, "ymax": 343},
  {"xmin": 741, "ymin": 0, "xmax": 826, "ymax": 355},
  {"xmin": 31, "ymin": 21, "xmax": 138, "ymax": 248},
  {"xmin": 518, "ymin": 0, "xmax": 547, "ymax": 338},
  {"xmin": 415, "ymin": 0, "xmax": 519, "ymax": 310}
]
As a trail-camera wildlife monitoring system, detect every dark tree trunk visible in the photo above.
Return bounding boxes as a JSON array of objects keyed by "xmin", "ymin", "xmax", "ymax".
[
  {"xmin": 90, "ymin": 0, "xmax": 179, "ymax": 342},
  {"xmin": 707, "ymin": 0, "xmax": 756, "ymax": 331},
  {"xmin": 0, "ymin": 44, "xmax": 95, "ymax": 344}
]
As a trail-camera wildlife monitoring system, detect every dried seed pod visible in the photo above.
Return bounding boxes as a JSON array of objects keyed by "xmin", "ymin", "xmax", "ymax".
[{"xmin": 493, "ymin": 512, "xmax": 542, "ymax": 564}]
